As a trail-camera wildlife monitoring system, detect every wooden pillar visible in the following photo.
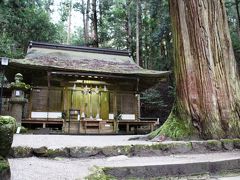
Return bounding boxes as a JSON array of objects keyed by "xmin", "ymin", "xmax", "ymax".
[
  {"xmin": 136, "ymin": 78, "xmax": 140, "ymax": 119},
  {"xmin": 113, "ymin": 91, "xmax": 117, "ymax": 116},
  {"xmin": 47, "ymin": 71, "xmax": 51, "ymax": 122},
  {"xmin": 113, "ymin": 90, "xmax": 118, "ymax": 133},
  {"xmin": 28, "ymin": 90, "xmax": 33, "ymax": 119}
]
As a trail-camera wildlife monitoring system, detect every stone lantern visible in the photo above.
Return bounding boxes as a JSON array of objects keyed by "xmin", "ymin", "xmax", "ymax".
[{"xmin": 9, "ymin": 73, "xmax": 30, "ymax": 126}]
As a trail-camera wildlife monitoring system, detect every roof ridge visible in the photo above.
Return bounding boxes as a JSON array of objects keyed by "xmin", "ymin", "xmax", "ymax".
[{"xmin": 29, "ymin": 41, "xmax": 131, "ymax": 56}]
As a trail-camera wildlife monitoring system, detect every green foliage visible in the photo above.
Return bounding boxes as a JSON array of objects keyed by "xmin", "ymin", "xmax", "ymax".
[
  {"xmin": 0, "ymin": 0, "xmax": 65, "ymax": 58},
  {"xmin": 71, "ymin": 0, "xmax": 173, "ymax": 70},
  {"xmin": 59, "ymin": 0, "xmax": 71, "ymax": 22},
  {"xmin": 72, "ymin": 27, "xmax": 85, "ymax": 46},
  {"xmin": 225, "ymin": 0, "xmax": 240, "ymax": 52},
  {"xmin": 0, "ymin": 33, "xmax": 24, "ymax": 58},
  {"xmin": 0, "ymin": 116, "xmax": 16, "ymax": 126},
  {"xmin": 141, "ymin": 88, "xmax": 165, "ymax": 109},
  {"xmin": 0, "ymin": 156, "xmax": 9, "ymax": 171}
]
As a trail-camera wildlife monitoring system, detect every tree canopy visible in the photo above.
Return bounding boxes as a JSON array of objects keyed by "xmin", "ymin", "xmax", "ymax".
[{"xmin": 0, "ymin": 0, "xmax": 64, "ymax": 58}]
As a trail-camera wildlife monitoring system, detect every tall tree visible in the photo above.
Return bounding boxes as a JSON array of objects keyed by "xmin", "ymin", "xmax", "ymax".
[
  {"xmin": 150, "ymin": 0, "xmax": 240, "ymax": 140},
  {"xmin": 67, "ymin": 0, "xmax": 72, "ymax": 44},
  {"xmin": 86, "ymin": 0, "xmax": 90, "ymax": 44},
  {"xmin": 126, "ymin": 0, "xmax": 132, "ymax": 51},
  {"xmin": 136, "ymin": 0, "xmax": 142, "ymax": 66},
  {"xmin": 73, "ymin": 0, "xmax": 88, "ymax": 45},
  {"xmin": 92, "ymin": 0, "xmax": 98, "ymax": 47}
]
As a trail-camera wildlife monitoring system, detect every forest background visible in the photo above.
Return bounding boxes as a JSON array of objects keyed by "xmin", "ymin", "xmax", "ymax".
[{"xmin": 0, "ymin": 0, "xmax": 239, "ymax": 121}]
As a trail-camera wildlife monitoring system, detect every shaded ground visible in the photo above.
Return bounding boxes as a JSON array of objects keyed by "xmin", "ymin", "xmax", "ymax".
[{"xmin": 9, "ymin": 152, "xmax": 240, "ymax": 180}]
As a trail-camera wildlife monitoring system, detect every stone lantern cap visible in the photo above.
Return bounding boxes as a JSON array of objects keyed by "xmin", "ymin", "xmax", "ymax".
[{"xmin": 10, "ymin": 73, "xmax": 30, "ymax": 91}]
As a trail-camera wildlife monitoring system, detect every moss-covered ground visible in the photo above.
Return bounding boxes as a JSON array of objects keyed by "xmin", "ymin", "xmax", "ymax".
[{"xmin": 148, "ymin": 112, "xmax": 194, "ymax": 140}]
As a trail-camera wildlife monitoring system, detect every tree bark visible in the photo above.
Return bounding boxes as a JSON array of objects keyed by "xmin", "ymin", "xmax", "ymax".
[
  {"xmin": 136, "ymin": 0, "xmax": 142, "ymax": 67},
  {"xmin": 136, "ymin": 0, "xmax": 140, "ymax": 65},
  {"xmin": 81, "ymin": 0, "xmax": 87, "ymax": 45},
  {"xmin": 67, "ymin": 0, "xmax": 72, "ymax": 44},
  {"xmin": 126, "ymin": 0, "xmax": 132, "ymax": 51},
  {"xmin": 86, "ymin": 0, "xmax": 90, "ymax": 46},
  {"xmin": 99, "ymin": 0, "xmax": 103, "ymax": 44},
  {"xmin": 92, "ymin": 0, "xmax": 98, "ymax": 47},
  {"xmin": 151, "ymin": 0, "xmax": 240, "ymax": 140},
  {"xmin": 143, "ymin": 1, "xmax": 149, "ymax": 69}
]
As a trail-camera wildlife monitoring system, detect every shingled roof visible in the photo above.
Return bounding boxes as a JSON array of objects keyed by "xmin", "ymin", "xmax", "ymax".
[{"xmin": 10, "ymin": 42, "xmax": 169, "ymax": 78}]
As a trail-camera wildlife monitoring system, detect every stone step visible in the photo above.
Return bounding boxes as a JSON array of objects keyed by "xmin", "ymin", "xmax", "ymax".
[
  {"xmin": 8, "ymin": 152, "xmax": 240, "ymax": 180},
  {"xmin": 9, "ymin": 139, "xmax": 240, "ymax": 159},
  {"xmin": 101, "ymin": 154, "xmax": 240, "ymax": 179}
]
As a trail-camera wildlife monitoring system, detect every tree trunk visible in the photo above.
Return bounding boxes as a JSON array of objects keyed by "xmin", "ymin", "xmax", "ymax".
[
  {"xmin": 143, "ymin": 1, "xmax": 150, "ymax": 69},
  {"xmin": 150, "ymin": 0, "xmax": 240, "ymax": 140},
  {"xmin": 81, "ymin": 0, "xmax": 87, "ymax": 45},
  {"xmin": 126, "ymin": 0, "xmax": 132, "ymax": 51},
  {"xmin": 99, "ymin": 0, "xmax": 103, "ymax": 45},
  {"xmin": 92, "ymin": 0, "xmax": 98, "ymax": 47},
  {"xmin": 86, "ymin": 0, "xmax": 90, "ymax": 46},
  {"xmin": 136, "ymin": 0, "xmax": 142, "ymax": 66},
  {"xmin": 136, "ymin": 0, "xmax": 141, "ymax": 66},
  {"xmin": 67, "ymin": 0, "xmax": 72, "ymax": 44}
]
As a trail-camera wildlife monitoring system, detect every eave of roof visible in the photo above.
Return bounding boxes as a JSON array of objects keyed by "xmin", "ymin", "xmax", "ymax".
[{"xmin": 9, "ymin": 42, "xmax": 171, "ymax": 78}]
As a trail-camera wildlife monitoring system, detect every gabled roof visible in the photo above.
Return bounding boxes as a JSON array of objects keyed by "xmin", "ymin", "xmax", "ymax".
[{"xmin": 10, "ymin": 41, "xmax": 170, "ymax": 78}]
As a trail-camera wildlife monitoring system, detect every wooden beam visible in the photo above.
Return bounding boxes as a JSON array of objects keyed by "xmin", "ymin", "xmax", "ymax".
[{"xmin": 50, "ymin": 71, "xmax": 138, "ymax": 80}]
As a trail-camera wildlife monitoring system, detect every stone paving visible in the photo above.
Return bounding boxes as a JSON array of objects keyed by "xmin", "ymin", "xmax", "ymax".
[
  {"xmin": 9, "ymin": 152, "xmax": 240, "ymax": 180},
  {"xmin": 9, "ymin": 134, "xmax": 240, "ymax": 179}
]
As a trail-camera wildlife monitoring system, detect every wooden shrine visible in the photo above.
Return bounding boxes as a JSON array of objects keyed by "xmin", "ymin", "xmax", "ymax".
[{"xmin": 6, "ymin": 41, "xmax": 169, "ymax": 134}]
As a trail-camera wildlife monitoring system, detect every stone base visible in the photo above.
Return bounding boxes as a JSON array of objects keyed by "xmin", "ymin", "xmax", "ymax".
[{"xmin": 10, "ymin": 103, "xmax": 24, "ymax": 126}]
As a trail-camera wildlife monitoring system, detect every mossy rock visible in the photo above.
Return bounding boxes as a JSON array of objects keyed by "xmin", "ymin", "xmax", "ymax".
[
  {"xmin": 233, "ymin": 139, "xmax": 240, "ymax": 149},
  {"xmin": 69, "ymin": 147, "xmax": 100, "ymax": 158},
  {"xmin": 0, "ymin": 116, "xmax": 16, "ymax": 157},
  {"xmin": 220, "ymin": 139, "xmax": 234, "ymax": 150},
  {"xmin": 85, "ymin": 166, "xmax": 116, "ymax": 180},
  {"xmin": 20, "ymin": 126, "xmax": 28, "ymax": 133},
  {"xmin": 33, "ymin": 146, "xmax": 49, "ymax": 157},
  {"xmin": 46, "ymin": 148, "xmax": 69, "ymax": 158},
  {"xmin": 131, "ymin": 145, "xmax": 155, "ymax": 156},
  {"xmin": 10, "ymin": 146, "xmax": 33, "ymax": 158},
  {"xmin": 191, "ymin": 141, "xmax": 208, "ymax": 153},
  {"xmin": 101, "ymin": 145, "xmax": 132, "ymax": 157},
  {"xmin": 206, "ymin": 140, "xmax": 222, "ymax": 151},
  {"xmin": 150, "ymin": 142, "xmax": 192, "ymax": 154},
  {"xmin": 0, "ymin": 156, "xmax": 10, "ymax": 180},
  {"xmin": 150, "ymin": 143, "xmax": 172, "ymax": 151},
  {"xmin": 168, "ymin": 142, "xmax": 192, "ymax": 154}
]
